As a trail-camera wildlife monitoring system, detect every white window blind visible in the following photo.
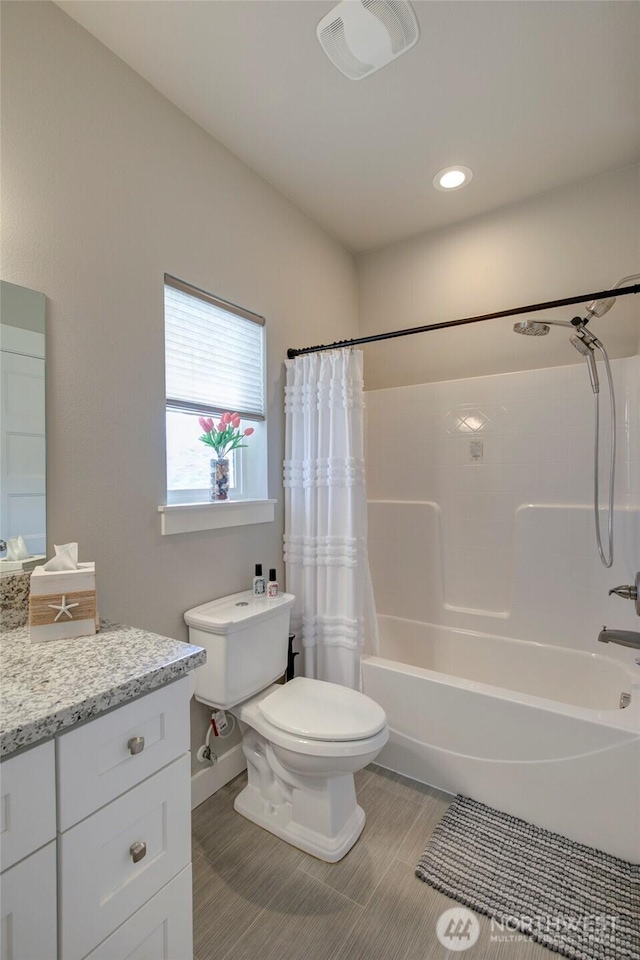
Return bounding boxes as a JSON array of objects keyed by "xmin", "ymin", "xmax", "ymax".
[{"xmin": 164, "ymin": 275, "xmax": 265, "ymax": 421}]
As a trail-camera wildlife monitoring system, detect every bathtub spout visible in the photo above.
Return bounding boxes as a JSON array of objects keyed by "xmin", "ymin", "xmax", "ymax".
[{"xmin": 598, "ymin": 627, "xmax": 640, "ymax": 649}]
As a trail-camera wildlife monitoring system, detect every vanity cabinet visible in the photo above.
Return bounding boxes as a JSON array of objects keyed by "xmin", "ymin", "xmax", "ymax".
[
  {"xmin": 83, "ymin": 867, "xmax": 193, "ymax": 960},
  {"xmin": 0, "ymin": 740, "xmax": 57, "ymax": 959},
  {"xmin": 0, "ymin": 677, "xmax": 193, "ymax": 960},
  {"xmin": 57, "ymin": 673, "xmax": 190, "ymax": 830},
  {"xmin": 0, "ymin": 738, "xmax": 56, "ymax": 869},
  {"xmin": 1, "ymin": 841, "xmax": 57, "ymax": 960}
]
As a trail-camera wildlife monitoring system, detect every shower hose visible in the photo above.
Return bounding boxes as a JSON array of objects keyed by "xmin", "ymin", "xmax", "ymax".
[{"xmin": 593, "ymin": 342, "xmax": 616, "ymax": 568}]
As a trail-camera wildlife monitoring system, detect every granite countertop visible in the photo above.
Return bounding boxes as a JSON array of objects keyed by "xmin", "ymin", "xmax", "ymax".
[{"xmin": 0, "ymin": 619, "xmax": 206, "ymax": 758}]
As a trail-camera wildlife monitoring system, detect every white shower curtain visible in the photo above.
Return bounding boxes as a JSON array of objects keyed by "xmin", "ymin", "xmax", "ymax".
[{"xmin": 283, "ymin": 349, "xmax": 378, "ymax": 690}]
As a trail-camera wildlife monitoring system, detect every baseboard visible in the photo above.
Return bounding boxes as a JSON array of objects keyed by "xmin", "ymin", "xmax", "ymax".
[{"xmin": 191, "ymin": 743, "xmax": 247, "ymax": 810}]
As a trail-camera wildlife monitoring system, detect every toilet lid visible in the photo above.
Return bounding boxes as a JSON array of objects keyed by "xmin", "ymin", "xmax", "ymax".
[{"xmin": 258, "ymin": 677, "xmax": 386, "ymax": 742}]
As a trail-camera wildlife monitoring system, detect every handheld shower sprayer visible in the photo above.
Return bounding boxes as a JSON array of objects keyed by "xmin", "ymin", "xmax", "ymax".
[
  {"xmin": 512, "ymin": 317, "xmax": 602, "ymax": 395},
  {"xmin": 570, "ymin": 335, "xmax": 599, "ymax": 394}
]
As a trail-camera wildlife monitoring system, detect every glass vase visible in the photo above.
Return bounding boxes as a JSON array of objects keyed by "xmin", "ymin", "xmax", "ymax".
[{"xmin": 210, "ymin": 458, "xmax": 230, "ymax": 501}]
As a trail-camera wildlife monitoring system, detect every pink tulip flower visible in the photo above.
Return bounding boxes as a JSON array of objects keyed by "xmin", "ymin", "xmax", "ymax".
[
  {"xmin": 221, "ymin": 412, "xmax": 232, "ymax": 426},
  {"xmin": 217, "ymin": 420, "xmax": 225, "ymax": 432},
  {"xmin": 231, "ymin": 413, "xmax": 241, "ymax": 428},
  {"xmin": 244, "ymin": 427, "xmax": 255, "ymax": 437},
  {"xmin": 199, "ymin": 417, "xmax": 214, "ymax": 433}
]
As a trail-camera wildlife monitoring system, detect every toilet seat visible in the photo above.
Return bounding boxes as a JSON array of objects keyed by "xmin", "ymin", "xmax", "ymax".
[
  {"xmin": 259, "ymin": 677, "xmax": 386, "ymax": 741},
  {"xmin": 235, "ymin": 682, "xmax": 388, "ymax": 759}
]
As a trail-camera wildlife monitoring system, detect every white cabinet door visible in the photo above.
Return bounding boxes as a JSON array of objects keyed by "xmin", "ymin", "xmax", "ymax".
[
  {"xmin": 0, "ymin": 343, "xmax": 46, "ymax": 556},
  {"xmin": 0, "ymin": 842, "xmax": 57, "ymax": 960},
  {"xmin": 0, "ymin": 740, "xmax": 56, "ymax": 871},
  {"xmin": 59, "ymin": 754, "xmax": 191, "ymax": 960},
  {"xmin": 57, "ymin": 677, "xmax": 190, "ymax": 830},
  {"xmin": 84, "ymin": 866, "xmax": 193, "ymax": 960}
]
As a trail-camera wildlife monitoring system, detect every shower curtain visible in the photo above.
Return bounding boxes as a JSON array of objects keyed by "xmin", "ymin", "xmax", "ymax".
[{"xmin": 283, "ymin": 349, "xmax": 378, "ymax": 690}]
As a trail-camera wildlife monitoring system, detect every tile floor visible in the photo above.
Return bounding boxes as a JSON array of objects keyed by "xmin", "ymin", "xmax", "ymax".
[{"xmin": 192, "ymin": 764, "xmax": 551, "ymax": 960}]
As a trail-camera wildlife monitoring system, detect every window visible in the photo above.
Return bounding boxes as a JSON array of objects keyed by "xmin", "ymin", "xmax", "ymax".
[
  {"xmin": 164, "ymin": 275, "xmax": 267, "ymax": 506},
  {"xmin": 166, "ymin": 408, "xmax": 239, "ymax": 495}
]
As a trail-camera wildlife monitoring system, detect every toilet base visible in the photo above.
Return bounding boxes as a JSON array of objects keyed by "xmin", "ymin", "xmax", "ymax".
[
  {"xmin": 234, "ymin": 783, "xmax": 366, "ymax": 862},
  {"xmin": 230, "ymin": 697, "xmax": 385, "ymax": 862}
]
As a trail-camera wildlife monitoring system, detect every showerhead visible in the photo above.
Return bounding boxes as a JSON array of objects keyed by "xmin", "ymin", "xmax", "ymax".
[
  {"xmin": 584, "ymin": 273, "xmax": 640, "ymax": 321},
  {"xmin": 513, "ymin": 316, "xmax": 602, "ymax": 393},
  {"xmin": 513, "ymin": 317, "xmax": 574, "ymax": 336},
  {"xmin": 513, "ymin": 321, "xmax": 550, "ymax": 336},
  {"xmin": 585, "ymin": 297, "xmax": 616, "ymax": 320}
]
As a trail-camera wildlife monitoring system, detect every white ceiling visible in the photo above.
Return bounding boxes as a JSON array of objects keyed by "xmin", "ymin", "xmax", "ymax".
[{"xmin": 56, "ymin": 0, "xmax": 640, "ymax": 252}]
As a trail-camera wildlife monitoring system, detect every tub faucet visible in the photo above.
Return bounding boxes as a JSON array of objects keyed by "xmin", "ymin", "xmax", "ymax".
[{"xmin": 598, "ymin": 627, "xmax": 640, "ymax": 649}]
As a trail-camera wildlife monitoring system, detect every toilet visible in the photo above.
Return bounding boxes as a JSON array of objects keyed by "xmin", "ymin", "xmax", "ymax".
[{"xmin": 185, "ymin": 591, "xmax": 388, "ymax": 862}]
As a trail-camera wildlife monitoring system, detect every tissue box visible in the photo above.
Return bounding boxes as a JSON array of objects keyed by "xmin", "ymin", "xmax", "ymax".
[{"xmin": 29, "ymin": 563, "xmax": 98, "ymax": 644}]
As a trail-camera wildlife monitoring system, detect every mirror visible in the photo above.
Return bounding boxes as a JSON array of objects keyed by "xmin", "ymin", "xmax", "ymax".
[{"xmin": 0, "ymin": 281, "xmax": 47, "ymax": 569}]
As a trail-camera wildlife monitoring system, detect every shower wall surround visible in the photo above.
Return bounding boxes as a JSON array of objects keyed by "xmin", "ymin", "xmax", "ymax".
[{"xmin": 366, "ymin": 355, "xmax": 639, "ymax": 662}]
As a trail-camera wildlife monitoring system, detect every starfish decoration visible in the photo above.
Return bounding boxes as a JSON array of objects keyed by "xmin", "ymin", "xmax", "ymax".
[{"xmin": 48, "ymin": 595, "xmax": 80, "ymax": 622}]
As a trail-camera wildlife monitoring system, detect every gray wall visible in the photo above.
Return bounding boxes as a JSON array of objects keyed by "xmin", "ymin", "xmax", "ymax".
[
  {"xmin": 357, "ymin": 164, "xmax": 640, "ymax": 389},
  {"xmin": 1, "ymin": 0, "xmax": 359, "ymax": 760}
]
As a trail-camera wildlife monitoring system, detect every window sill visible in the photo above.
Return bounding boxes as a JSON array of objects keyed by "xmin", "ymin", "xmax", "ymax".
[{"xmin": 158, "ymin": 499, "xmax": 277, "ymax": 535}]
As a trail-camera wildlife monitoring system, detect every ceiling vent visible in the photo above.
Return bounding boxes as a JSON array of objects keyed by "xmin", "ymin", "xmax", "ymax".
[{"xmin": 317, "ymin": 0, "xmax": 419, "ymax": 81}]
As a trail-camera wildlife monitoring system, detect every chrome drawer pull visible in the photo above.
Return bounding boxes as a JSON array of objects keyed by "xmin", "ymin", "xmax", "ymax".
[
  {"xmin": 127, "ymin": 736, "xmax": 145, "ymax": 755},
  {"xmin": 130, "ymin": 841, "xmax": 147, "ymax": 863}
]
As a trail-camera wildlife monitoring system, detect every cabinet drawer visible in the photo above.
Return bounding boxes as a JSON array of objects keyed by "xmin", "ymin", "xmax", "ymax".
[
  {"xmin": 57, "ymin": 676, "xmax": 190, "ymax": 830},
  {"xmin": 60, "ymin": 753, "xmax": 191, "ymax": 960},
  {"xmin": 85, "ymin": 865, "xmax": 193, "ymax": 960},
  {"xmin": 0, "ymin": 740, "xmax": 56, "ymax": 870},
  {"xmin": 1, "ymin": 841, "xmax": 57, "ymax": 960}
]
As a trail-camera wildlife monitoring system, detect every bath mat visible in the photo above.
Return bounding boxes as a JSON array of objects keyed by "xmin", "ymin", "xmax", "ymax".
[{"xmin": 416, "ymin": 796, "xmax": 640, "ymax": 960}]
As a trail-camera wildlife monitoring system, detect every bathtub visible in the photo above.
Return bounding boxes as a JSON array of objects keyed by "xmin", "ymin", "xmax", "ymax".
[{"xmin": 362, "ymin": 615, "xmax": 640, "ymax": 863}]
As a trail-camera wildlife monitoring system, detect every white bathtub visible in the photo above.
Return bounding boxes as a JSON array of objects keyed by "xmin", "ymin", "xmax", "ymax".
[{"xmin": 362, "ymin": 615, "xmax": 640, "ymax": 862}]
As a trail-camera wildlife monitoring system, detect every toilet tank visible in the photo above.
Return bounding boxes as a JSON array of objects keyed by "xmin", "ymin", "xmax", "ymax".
[{"xmin": 184, "ymin": 591, "xmax": 295, "ymax": 708}]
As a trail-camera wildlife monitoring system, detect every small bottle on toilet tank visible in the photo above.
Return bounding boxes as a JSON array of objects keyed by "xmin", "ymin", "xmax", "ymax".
[
  {"xmin": 253, "ymin": 564, "xmax": 266, "ymax": 597},
  {"xmin": 267, "ymin": 569, "xmax": 279, "ymax": 599}
]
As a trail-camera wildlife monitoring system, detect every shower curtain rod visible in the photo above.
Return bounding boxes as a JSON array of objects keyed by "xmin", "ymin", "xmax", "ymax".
[{"xmin": 286, "ymin": 283, "xmax": 640, "ymax": 359}]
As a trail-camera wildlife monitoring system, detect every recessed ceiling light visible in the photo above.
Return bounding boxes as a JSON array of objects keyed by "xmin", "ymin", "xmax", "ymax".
[{"xmin": 433, "ymin": 166, "xmax": 473, "ymax": 191}]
